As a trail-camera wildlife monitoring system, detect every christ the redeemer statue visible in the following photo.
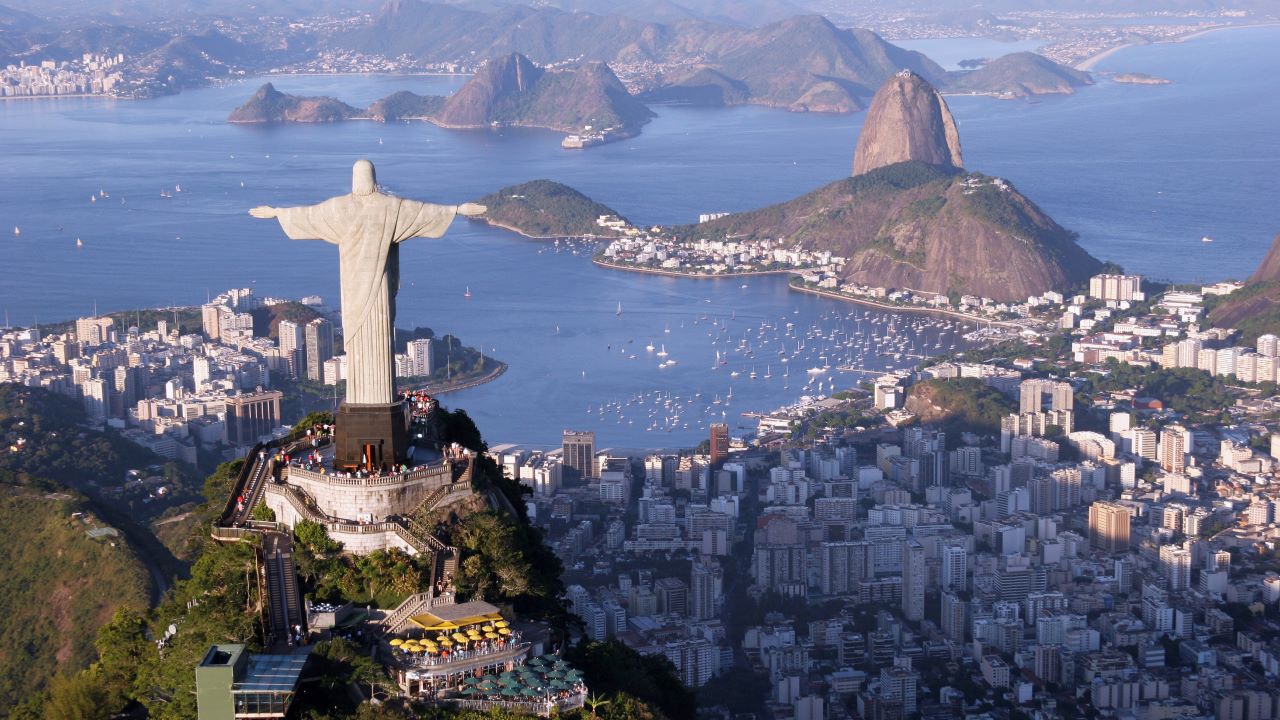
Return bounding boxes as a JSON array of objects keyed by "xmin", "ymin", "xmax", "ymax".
[{"xmin": 250, "ymin": 160, "xmax": 484, "ymax": 406}]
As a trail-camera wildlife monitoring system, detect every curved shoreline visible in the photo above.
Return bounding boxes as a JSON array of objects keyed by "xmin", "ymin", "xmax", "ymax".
[
  {"xmin": 1074, "ymin": 22, "xmax": 1280, "ymax": 70},
  {"xmin": 592, "ymin": 258, "xmax": 795, "ymax": 280},
  {"xmin": 787, "ymin": 282, "xmax": 1021, "ymax": 328},
  {"xmin": 472, "ymin": 218, "xmax": 616, "ymax": 241},
  {"xmin": 592, "ymin": 257, "xmax": 1019, "ymax": 326},
  {"xmin": 414, "ymin": 361, "xmax": 508, "ymax": 396}
]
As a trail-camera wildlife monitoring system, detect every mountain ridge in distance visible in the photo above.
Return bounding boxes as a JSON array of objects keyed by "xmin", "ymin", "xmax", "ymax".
[{"xmin": 340, "ymin": 2, "xmax": 1084, "ymax": 114}]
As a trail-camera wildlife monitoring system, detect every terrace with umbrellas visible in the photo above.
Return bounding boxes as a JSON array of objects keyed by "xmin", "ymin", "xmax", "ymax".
[{"xmin": 382, "ymin": 600, "xmax": 586, "ymax": 715}]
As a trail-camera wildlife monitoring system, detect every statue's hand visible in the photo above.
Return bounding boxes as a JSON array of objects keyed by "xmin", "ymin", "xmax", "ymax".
[
  {"xmin": 457, "ymin": 203, "xmax": 487, "ymax": 217},
  {"xmin": 249, "ymin": 206, "xmax": 278, "ymax": 219}
]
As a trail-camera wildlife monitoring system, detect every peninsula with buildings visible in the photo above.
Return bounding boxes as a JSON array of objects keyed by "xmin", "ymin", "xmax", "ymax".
[{"xmin": 0, "ymin": 288, "xmax": 501, "ymax": 467}]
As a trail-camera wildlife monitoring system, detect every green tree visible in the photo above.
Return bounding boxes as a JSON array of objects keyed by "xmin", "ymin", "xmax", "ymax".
[
  {"xmin": 42, "ymin": 671, "xmax": 111, "ymax": 720},
  {"xmin": 251, "ymin": 502, "xmax": 276, "ymax": 522},
  {"xmin": 565, "ymin": 639, "xmax": 695, "ymax": 720},
  {"xmin": 93, "ymin": 607, "xmax": 149, "ymax": 708},
  {"xmin": 295, "ymin": 519, "xmax": 342, "ymax": 555}
]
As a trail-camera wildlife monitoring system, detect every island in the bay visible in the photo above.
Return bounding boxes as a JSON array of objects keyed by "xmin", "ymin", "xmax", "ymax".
[
  {"xmin": 1112, "ymin": 72, "xmax": 1173, "ymax": 85},
  {"xmin": 229, "ymin": 52, "xmax": 654, "ymax": 148}
]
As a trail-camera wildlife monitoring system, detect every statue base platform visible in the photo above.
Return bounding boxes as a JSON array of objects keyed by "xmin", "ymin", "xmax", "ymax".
[{"xmin": 334, "ymin": 401, "xmax": 411, "ymax": 471}]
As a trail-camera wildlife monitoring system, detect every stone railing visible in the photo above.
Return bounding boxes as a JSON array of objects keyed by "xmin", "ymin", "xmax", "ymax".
[
  {"xmin": 381, "ymin": 592, "xmax": 435, "ymax": 633},
  {"xmin": 394, "ymin": 524, "xmax": 443, "ymax": 554},
  {"xmin": 283, "ymin": 461, "xmax": 452, "ymax": 489},
  {"xmin": 267, "ymin": 481, "xmax": 455, "ymax": 557},
  {"xmin": 271, "ymin": 482, "xmax": 329, "ymax": 524},
  {"xmin": 446, "ymin": 692, "xmax": 585, "ymax": 717}
]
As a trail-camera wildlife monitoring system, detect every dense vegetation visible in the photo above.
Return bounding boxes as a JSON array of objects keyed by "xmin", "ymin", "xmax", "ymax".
[
  {"xmin": 37, "ymin": 306, "xmax": 204, "ymax": 339},
  {"xmin": 367, "ymin": 90, "xmax": 447, "ymax": 121},
  {"xmin": 1082, "ymin": 362, "xmax": 1238, "ymax": 423},
  {"xmin": 251, "ymin": 300, "xmax": 325, "ymax": 340},
  {"xmin": 435, "ymin": 408, "xmax": 569, "ymax": 621},
  {"xmin": 0, "ymin": 384, "xmax": 165, "ymax": 489},
  {"xmin": 564, "ymin": 640, "xmax": 696, "ymax": 720},
  {"xmin": 0, "ymin": 493, "xmax": 150, "ymax": 715},
  {"xmin": 1208, "ymin": 279, "xmax": 1280, "ymax": 345},
  {"xmin": 904, "ymin": 377, "xmax": 1016, "ymax": 435},
  {"xmin": 474, "ymin": 179, "xmax": 629, "ymax": 238}
]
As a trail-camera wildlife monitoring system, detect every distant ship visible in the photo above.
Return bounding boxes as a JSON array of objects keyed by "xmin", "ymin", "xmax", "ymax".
[
  {"xmin": 464, "ymin": 286, "xmax": 472, "ymax": 299},
  {"xmin": 12, "ymin": 226, "xmax": 18, "ymax": 236},
  {"xmin": 615, "ymin": 302, "xmax": 622, "ymax": 316},
  {"xmin": 76, "ymin": 238, "xmax": 83, "ymax": 248},
  {"xmin": 1201, "ymin": 236, "xmax": 1214, "ymax": 243}
]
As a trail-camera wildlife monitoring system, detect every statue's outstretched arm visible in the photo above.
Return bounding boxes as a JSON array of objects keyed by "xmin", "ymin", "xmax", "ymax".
[{"xmin": 251, "ymin": 201, "xmax": 340, "ymax": 244}]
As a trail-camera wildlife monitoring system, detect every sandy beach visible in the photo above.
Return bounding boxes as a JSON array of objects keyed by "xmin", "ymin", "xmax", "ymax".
[{"xmin": 1074, "ymin": 22, "xmax": 1280, "ymax": 71}]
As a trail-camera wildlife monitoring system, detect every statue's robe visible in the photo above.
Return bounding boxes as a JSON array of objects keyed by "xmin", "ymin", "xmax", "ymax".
[{"xmin": 274, "ymin": 193, "xmax": 457, "ymax": 405}]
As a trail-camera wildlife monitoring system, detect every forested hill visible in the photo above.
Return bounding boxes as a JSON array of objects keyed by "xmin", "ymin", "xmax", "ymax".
[{"xmin": 472, "ymin": 179, "xmax": 630, "ymax": 237}]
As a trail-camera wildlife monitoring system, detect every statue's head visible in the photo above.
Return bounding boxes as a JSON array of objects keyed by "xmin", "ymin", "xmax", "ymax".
[{"xmin": 352, "ymin": 159, "xmax": 377, "ymax": 196}]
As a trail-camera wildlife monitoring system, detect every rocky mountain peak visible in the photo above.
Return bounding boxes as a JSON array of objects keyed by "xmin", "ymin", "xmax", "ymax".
[{"xmin": 852, "ymin": 70, "xmax": 963, "ymax": 176}]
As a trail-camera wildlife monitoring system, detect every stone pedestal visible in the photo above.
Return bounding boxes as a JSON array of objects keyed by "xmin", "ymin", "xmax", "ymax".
[{"xmin": 335, "ymin": 401, "xmax": 411, "ymax": 471}]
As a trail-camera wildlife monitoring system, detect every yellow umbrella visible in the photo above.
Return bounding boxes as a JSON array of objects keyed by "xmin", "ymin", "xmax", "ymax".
[
  {"xmin": 494, "ymin": 620, "xmax": 509, "ymax": 628},
  {"xmin": 482, "ymin": 625, "xmax": 495, "ymax": 632},
  {"xmin": 452, "ymin": 633, "xmax": 468, "ymax": 643},
  {"xmin": 498, "ymin": 628, "xmax": 511, "ymax": 636},
  {"xmin": 390, "ymin": 638, "xmax": 404, "ymax": 647},
  {"xmin": 436, "ymin": 635, "xmax": 449, "ymax": 643},
  {"xmin": 440, "ymin": 639, "xmax": 453, "ymax": 647},
  {"xmin": 485, "ymin": 632, "xmax": 498, "ymax": 639}
]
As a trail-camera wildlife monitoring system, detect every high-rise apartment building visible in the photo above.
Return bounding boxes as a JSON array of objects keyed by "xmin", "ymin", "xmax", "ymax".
[
  {"xmin": 1160, "ymin": 544, "xmax": 1192, "ymax": 590},
  {"xmin": 406, "ymin": 338, "xmax": 435, "ymax": 377},
  {"xmin": 1019, "ymin": 379, "xmax": 1074, "ymax": 414},
  {"xmin": 940, "ymin": 592, "xmax": 967, "ymax": 643},
  {"xmin": 1088, "ymin": 274, "xmax": 1144, "ymax": 302},
  {"xmin": 75, "ymin": 316, "xmax": 115, "ymax": 348},
  {"xmin": 278, "ymin": 320, "xmax": 305, "ymax": 380},
  {"xmin": 304, "ymin": 318, "xmax": 334, "ymax": 383},
  {"xmin": 941, "ymin": 542, "xmax": 967, "ymax": 592},
  {"xmin": 709, "ymin": 423, "xmax": 729, "ymax": 465},
  {"xmin": 225, "ymin": 389, "xmax": 284, "ymax": 447},
  {"xmin": 562, "ymin": 430, "xmax": 596, "ymax": 485},
  {"xmin": 689, "ymin": 562, "xmax": 721, "ymax": 621},
  {"xmin": 1160, "ymin": 425, "xmax": 1190, "ymax": 473},
  {"xmin": 1088, "ymin": 501, "xmax": 1131, "ymax": 554},
  {"xmin": 902, "ymin": 540, "xmax": 925, "ymax": 622}
]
